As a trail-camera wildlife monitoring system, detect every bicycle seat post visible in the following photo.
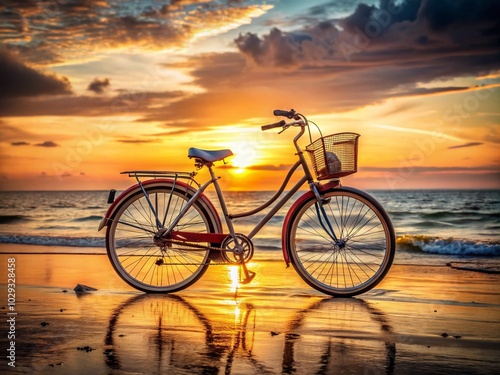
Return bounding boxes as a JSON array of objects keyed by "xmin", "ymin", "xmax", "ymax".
[{"xmin": 206, "ymin": 163, "xmax": 256, "ymax": 284}]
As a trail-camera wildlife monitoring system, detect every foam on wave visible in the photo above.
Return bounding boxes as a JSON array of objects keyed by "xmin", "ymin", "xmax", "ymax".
[
  {"xmin": 397, "ymin": 235, "xmax": 500, "ymax": 256},
  {"xmin": 0, "ymin": 234, "xmax": 104, "ymax": 247}
]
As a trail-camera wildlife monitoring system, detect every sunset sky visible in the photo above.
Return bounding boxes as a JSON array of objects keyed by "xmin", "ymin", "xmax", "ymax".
[{"xmin": 1, "ymin": 0, "xmax": 499, "ymax": 191}]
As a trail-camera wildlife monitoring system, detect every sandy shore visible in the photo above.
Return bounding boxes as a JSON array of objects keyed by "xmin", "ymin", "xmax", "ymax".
[{"xmin": 1, "ymin": 245, "xmax": 499, "ymax": 374}]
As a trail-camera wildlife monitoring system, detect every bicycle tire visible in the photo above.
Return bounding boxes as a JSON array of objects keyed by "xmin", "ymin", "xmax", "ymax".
[
  {"xmin": 106, "ymin": 183, "xmax": 220, "ymax": 293},
  {"xmin": 285, "ymin": 187, "xmax": 395, "ymax": 297}
]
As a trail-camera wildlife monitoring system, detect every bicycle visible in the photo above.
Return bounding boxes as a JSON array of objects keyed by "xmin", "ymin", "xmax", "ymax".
[{"xmin": 98, "ymin": 109, "xmax": 395, "ymax": 297}]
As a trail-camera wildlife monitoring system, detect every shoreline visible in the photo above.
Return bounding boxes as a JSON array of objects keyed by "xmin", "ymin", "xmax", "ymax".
[
  {"xmin": 1, "ymin": 243, "xmax": 500, "ymax": 275},
  {"xmin": 0, "ymin": 251, "xmax": 499, "ymax": 373}
]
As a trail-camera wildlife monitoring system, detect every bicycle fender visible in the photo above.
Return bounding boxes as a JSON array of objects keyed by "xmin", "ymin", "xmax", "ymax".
[
  {"xmin": 97, "ymin": 179, "xmax": 222, "ymax": 232},
  {"xmin": 281, "ymin": 181, "xmax": 340, "ymax": 266}
]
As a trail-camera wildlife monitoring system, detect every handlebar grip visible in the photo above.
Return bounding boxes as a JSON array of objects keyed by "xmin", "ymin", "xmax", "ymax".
[
  {"xmin": 261, "ymin": 119, "xmax": 286, "ymax": 131},
  {"xmin": 273, "ymin": 109, "xmax": 295, "ymax": 118}
]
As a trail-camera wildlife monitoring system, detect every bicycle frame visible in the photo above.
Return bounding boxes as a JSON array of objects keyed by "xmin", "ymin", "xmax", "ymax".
[
  {"xmin": 168, "ymin": 160, "xmax": 308, "ymax": 244},
  {"xmin": 158, "ymin": 124, "xmax": 322, "ymax": 245},
  {"xmin": 99, "ymin": 122, "xmax": 343, "ymax": 255}
]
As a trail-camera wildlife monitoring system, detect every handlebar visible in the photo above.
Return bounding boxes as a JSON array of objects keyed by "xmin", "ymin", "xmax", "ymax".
[
  {"xmin": 261, "ymin": 109, "xmax": 306, "ymax": 132},
  {"xmin": 261, "ymin": 119, "xmax": 286, "ymax": 131},
  {"xmin": 260, "ymin": 109, "xmax": 313, "ymax": 172},
  {"xmin": 273, "ymin": 109, "xmax": 294, "ymax": 118}
]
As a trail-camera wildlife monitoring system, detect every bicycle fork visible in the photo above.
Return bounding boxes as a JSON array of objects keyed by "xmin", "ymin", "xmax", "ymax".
[{"xmin": 311, "ymin": 184, "xmax": 345, "ymax": 249}]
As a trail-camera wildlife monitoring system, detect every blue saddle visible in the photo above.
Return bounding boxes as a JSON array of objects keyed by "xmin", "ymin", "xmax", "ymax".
[{"xmin": 188, "ymin": 148, "xmax": 233, "ymax": 163}]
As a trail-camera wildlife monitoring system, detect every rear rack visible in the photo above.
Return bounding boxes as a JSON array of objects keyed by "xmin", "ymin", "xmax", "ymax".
[{"xmin": 121, "ymin": 170, "xmax": 199, "ymax": 186}]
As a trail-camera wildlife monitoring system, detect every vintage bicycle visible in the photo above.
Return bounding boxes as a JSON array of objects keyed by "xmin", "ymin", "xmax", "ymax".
[{"xmin": 98, "ymin": 109, "xmax": 395, "ymax": 297}]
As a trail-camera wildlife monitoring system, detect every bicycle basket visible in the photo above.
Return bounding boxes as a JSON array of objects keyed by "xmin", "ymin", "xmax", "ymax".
[{"xmin": 306, "ymin": 132, "xmax": 360, "ymax": 180}]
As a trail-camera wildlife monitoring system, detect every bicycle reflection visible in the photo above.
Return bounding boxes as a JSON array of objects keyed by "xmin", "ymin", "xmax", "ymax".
[{"xmin": 104, "ymin": 295, "xmax": 395, "ymax": 374}]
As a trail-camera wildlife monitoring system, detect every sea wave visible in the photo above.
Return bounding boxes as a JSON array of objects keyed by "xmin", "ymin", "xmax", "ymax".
[
  {"xmin": 421, "ymin": 211, "xmax": 499, "ymax": 219},
  {"xmin": 0, "ymin": 234, "xmax": 104, "ymax": 247},
  {"xmin": 1, "ymin": 232, "xmax": 499, "ymax": 259},
  {"xmin": 397, "ymin": 235, "xmax": 500, "ymax": 256}
]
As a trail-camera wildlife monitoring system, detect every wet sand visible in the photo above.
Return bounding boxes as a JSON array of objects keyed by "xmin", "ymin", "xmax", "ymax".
[{"xmin": 1, "ymin": 245, "xmax": 499, "ymax": 374}]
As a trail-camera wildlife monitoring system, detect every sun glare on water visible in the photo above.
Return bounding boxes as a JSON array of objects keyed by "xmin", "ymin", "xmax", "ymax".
[{"xmin": 229, "ymin": 266, "xmax": 240, "ymax": 292}]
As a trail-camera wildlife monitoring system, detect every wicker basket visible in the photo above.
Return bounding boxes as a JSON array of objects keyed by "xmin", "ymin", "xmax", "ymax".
[{"xmin": 306, "ymin": 132, "xmax": 360, "ymax": 180}]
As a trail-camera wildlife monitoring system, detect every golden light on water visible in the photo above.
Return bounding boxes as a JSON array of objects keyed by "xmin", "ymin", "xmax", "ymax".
[{"xmin": 229, "ymin": 265, "xmax": 240, "ymax": 292}]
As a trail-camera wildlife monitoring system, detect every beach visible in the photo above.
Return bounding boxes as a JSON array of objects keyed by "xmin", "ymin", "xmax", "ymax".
[{"xmin": 1, "ymin": 244, "xmax": 499, "ymax": 374}]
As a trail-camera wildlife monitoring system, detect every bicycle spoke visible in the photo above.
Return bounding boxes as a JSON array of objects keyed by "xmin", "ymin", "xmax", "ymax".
[
  {"xmin": 106, "ymin": 185, "xmax": 215, "ymax": 292},
  {"xmin": 287, "ymin": 189, "xmax": 395, "ymax": 296}
]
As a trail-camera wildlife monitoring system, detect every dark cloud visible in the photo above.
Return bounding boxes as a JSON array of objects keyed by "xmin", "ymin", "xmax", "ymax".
[
  {"xmin": 11, "ymin": 141, "xmax": 30, "ymax": 146},
  {"xmin": 341, "ymin": 0, "xmax": 421, "ymax": 32},
  {"xmin": 228, "ymin": 0, "xmax": 500, "ymax": 119},
  {"xmin": 35, "ymin": 141, "xmax": 59, "ymax": 147},
  {"xmin": 235, "ymin": 27, "xmax": 300, "ymax": 68},
  {"xmin": 235, "ymin": 21, "xmax": 340, "ymax": 68},
  {"xmin": 87, "ymin": 78, "xmax": 110, "ymax": 94},
  {"xmin": 0, "ymin": 49, "xmax": 72, "ymax": 98},
  {"xmin": 235, "ymin": 0, "xmax": 500, "ymax": 84},
  {"xmin": 419, "ymin": 0, "xmax": 500, "ymax": 34},
  {"xmin": 448, "ymin": 142, "xmax": 483, "ymax": 150}
]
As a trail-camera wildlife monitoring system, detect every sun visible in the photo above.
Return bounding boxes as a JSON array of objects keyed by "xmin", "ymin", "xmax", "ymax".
[{"xmin": 228, "ymin": 141, "xmax": 258, "ymax": 174}]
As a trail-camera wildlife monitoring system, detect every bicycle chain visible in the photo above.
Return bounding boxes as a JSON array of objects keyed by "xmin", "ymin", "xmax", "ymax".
[
  {"xmin": 159, "ymin": 239, "xmax": 244, "ymax": 267},
  {"xmin": 163, "ymin": 239, "xmax": 224, "ymax": 252}
]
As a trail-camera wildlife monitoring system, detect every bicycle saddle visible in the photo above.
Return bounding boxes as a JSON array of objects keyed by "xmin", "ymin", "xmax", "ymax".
[{"xmin": 188, "ymin": 148, "xmax": 233, "ymax": 162}]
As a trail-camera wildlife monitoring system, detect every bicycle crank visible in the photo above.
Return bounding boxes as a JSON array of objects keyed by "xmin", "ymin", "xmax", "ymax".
[
  {"xmin": 221, "ymin": 234, "xmax": 256, "ymax": 284},
  {"xmin": 221, "ymin": 233, "xmax": 254, "ymax": 264}
]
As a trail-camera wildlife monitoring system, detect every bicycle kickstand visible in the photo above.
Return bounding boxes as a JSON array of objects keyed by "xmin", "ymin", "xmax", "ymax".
[{"xmin": 239, "ymin": 259, "xmax": 256, "ymax": 284}]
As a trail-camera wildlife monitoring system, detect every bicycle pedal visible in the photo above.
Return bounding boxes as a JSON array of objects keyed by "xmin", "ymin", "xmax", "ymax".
[{"xmin": 241, "ymin": 270, "xmax": 256, "ymax": 284}]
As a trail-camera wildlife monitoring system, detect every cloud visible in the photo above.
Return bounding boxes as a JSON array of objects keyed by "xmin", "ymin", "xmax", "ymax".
[
  {"xmin": 0, "ymin": 90, "xmax": 184, "ymax": 117},
  {"xmin": 448, "ymin": 142, "xmax": 483, "ymax": 150},
  {"xmin": 1, "ymin": 0, "xmax": 498, "ymax": 135},
  {"xmin": 11, "ymin": 141, "xmax": 30, "ymax": 146},
  {"xmin": 87, "ymin": 78, "xmax": 110, "ymax": 94},
  {"xmin": 235, "ymin": 0, "xmax": 500, "ymax": 86},
  {"xmin": 35, "ymin": 141, "xmax": 59, "ymax": 147},
  {"xmin": 0, "ymin": 1, "xmax": 274, "ymax": 65},
  {"xmin": 0, "ymin": 49, "xmax": 72, "ymax": 98}
]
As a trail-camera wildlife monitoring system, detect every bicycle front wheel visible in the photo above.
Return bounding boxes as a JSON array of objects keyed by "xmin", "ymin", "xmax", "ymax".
[
  {"xmin": 285, "ymin": 187, "xmax": 395, "ymax": 297},
  {"xmin": 106, "ymin": 184, "xmax": 219, "ymax": 293}
]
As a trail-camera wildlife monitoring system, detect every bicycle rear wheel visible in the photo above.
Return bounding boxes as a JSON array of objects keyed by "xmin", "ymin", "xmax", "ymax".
[
  {"xmin": 106, "ymin": 184, "xmax": 219, "ymax": 293},
  {"xmin": 285, "ymin": 187, "xmax": 395, "ymax": 297}
]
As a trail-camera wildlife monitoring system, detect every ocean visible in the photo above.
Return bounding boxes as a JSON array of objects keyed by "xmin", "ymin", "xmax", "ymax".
[{"xmin": 0, "ymin": 189, "xmax": 499, "ymax": 271}]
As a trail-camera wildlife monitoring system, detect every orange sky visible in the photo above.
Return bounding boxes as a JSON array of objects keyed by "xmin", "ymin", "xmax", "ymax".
[{"xmin": 1, "ymin": 0, "xmax": 499, "ymax": 191}]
